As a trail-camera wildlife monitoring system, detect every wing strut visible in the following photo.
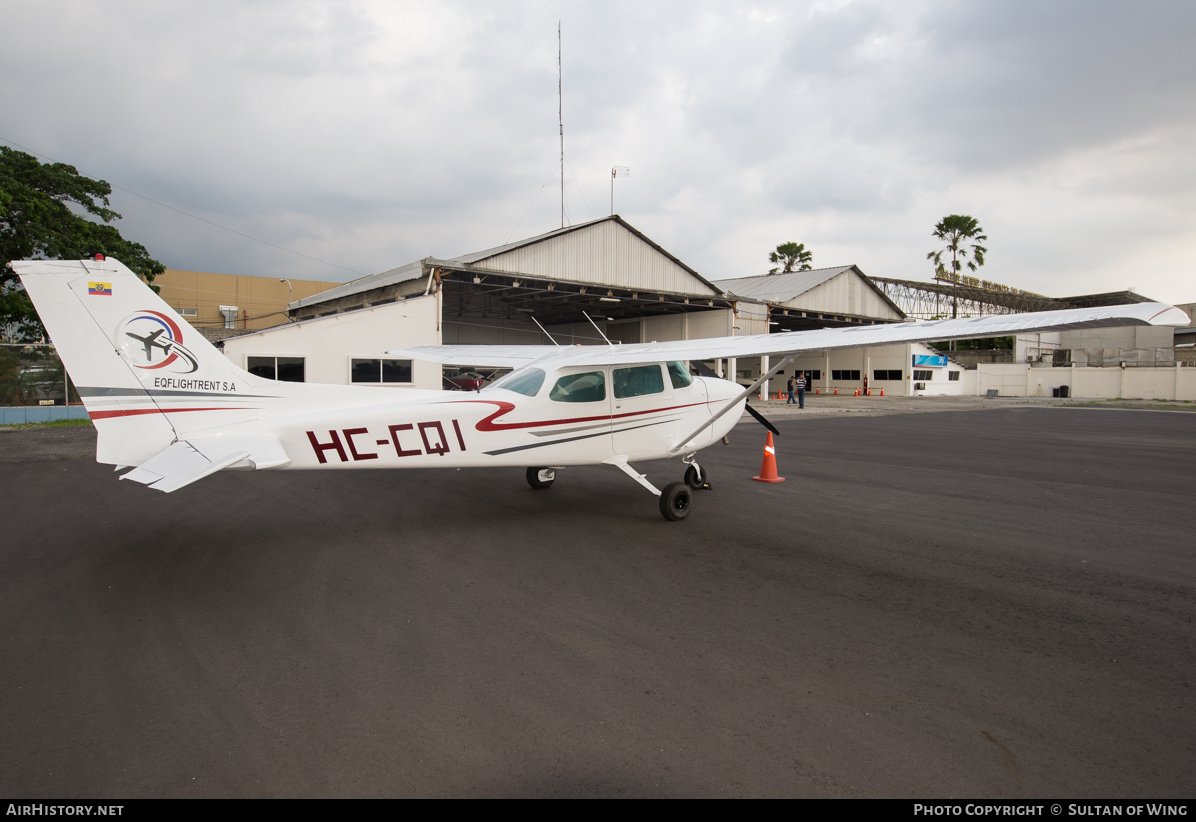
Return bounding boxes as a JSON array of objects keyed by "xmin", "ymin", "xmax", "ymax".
[{"xmin": 668, "ymin": 355, "xmax": 795, "ymax": 455}]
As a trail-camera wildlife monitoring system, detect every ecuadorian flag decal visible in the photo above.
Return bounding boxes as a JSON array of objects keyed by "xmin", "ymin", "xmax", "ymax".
[{"xmin": 88, "ymin": 282, "xmax": 112, "ymax": 296}]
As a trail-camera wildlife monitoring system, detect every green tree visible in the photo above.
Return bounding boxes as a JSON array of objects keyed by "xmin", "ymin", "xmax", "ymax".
[
  {"xmin": 1, "ymin": 147, "xmax": 164, "ymax": 341},
  {"xmin": 768, "ymin": 241, "xmax": 813, "ymax": 275},
  {"xmin": 926, "ymin": 214, "xmax": 987, "ymax": 316}
]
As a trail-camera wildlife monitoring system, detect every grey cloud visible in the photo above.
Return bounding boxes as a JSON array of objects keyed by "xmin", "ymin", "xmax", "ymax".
[{"xmin": 1, "ymin": 0, "xmax": 1193, "ymax": 301}]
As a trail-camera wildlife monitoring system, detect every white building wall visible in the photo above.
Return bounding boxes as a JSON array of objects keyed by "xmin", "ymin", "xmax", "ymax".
[
  {"xmin": 222, "ymin": 293, "xmax": 442, "ymax": 389},
  {"xmin": 1014, "ymin": 331, "xmax": 1061, "ymax": 363},
  {"xmin": 744, "ymin": 342, "xmax": 968, "ymax": 396},
  {"xmin": 777, "ymin": 271, "xmax": 904, "ymax": 321},
  {"xmin": 975, "ymin": 363, "xmax": 1195, "ymax": 400}
]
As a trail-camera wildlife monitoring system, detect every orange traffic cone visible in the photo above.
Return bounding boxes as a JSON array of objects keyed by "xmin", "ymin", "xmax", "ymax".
[{"xmin": 752, "ymin": 431, "xmax": 785, "ymax": 483}]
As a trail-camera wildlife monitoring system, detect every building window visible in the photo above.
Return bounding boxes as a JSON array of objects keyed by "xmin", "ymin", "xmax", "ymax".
[
  {"xmin": 178, "ymin": 308, "xmax": 198, "ymax": 317},
  {"xmin": 831, "ymin": 370, "xmax": 861, "ymax": 381},
  {"xmin": 799, "ymin": 370, "xmax": 821, "ymax": 381},
  {"xmin": 948, "ymin": 371, "xmax": 960, "ymax": 381},
  {"xmin": 247, "ymin": 356, "xmax": 305, "ymax": 382},
  {"xmin": 872, "ymin": 370, "xmax": 903, "ymax": 381},
  {"xmin": 351, "ymin": 358, "xmax": 413, "ymax": 384},
  {"xmin": 913, "ymin": 369, "xmax": 934, "ymax": 381}
]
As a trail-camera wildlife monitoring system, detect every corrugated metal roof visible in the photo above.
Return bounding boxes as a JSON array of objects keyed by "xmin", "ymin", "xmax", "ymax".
[
  {"xmin": 452, "ymin": 215, "xmax": 722, "ymax": 295},
  {"xmin": 712, "ymin": 266, "xmax": 855, "ymax": 302},
  {"xmin": 292, "ymin": 215, "xmax": 723, "ymax": 310},
  {"xmin": 290, "ymin": 259, "xmax": 424, "ymax": 310}
]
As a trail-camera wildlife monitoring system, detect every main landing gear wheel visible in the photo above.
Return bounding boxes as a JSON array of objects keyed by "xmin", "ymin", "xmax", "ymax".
[
  {"xmin": 526, "ymin": 467, "xmax": 556, "ymax": 489},
  {"xmin": 659, "ymin": 482, "xmax": 692, "ymax": 521},
  {"xmin": 684, "ymin": 464, "xmax": 710, "ymax": 490}
]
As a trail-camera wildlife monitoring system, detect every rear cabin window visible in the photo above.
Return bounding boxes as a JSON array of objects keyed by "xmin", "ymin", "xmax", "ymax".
[
  {"xmin": 613, "ymin": 365, "xmax": 665, "ymax": 399},
  {"xmin": 549, "ymin": 371, "xmax": 606, "ymax": 403}
]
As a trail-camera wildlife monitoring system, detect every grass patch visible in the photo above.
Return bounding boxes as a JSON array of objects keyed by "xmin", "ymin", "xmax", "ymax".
[{"xmin": 0, "ymin": 418, "xmax": 94, "ymax": 430}]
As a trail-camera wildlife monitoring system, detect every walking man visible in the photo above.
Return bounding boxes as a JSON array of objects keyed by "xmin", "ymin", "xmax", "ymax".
[
  {"xmin": 786, "ymin": 375, "xmax": 796, "ymax": 405},
  {"xmin": 796, "ymin": 371, "xmax": 807, "ymax": 409}
]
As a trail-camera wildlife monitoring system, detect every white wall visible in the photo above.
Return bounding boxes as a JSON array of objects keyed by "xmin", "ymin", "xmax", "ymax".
[
  {"xmin": 777, "ymin": 269, "xmax": 904, "ymax": 321},
  {"xmin": 976, "ymin": 363, "xmax": 1195, "ymax": 400},
  {"xmin": 222, "ymin": 293, "xmax": 442, "ymax": 389},
  {"xmin": 747, "ymin": 342, "xmax": 968, "ymax": 397},
  {"xmin": 1014, "ymin": 331, "xmax": 1061, "ymax": 363}
]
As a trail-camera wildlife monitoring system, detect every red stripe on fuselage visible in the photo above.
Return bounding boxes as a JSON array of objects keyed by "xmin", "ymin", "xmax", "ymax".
[
  {"xmin": 88, "ymin": 407, "xmax": 254, "ymax": 419},
  {"xmin": 439, "ymin": 399, "xmax": 711, "ymax": 432}
]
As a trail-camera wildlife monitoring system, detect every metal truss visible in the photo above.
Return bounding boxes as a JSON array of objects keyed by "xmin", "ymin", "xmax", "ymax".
[{"xmin": 870, "ymin": 277, "xmax": 1066, "ymax": 320}]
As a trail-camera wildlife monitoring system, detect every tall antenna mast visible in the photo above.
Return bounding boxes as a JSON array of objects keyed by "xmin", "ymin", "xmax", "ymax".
[{"xmin": 558, "ymin": 21, "xmax": 564, "ymax": 228}]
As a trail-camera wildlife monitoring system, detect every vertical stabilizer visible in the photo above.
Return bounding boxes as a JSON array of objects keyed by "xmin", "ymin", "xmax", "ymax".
[{"xmin": 13, "ymin": 258, "xmax": 265, "ymax": 465}]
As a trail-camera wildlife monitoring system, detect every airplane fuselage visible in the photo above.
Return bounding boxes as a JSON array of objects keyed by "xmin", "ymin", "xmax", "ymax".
[{"xmin": 192, "ymin": 369, "xmax": 743, "ymax": 471}]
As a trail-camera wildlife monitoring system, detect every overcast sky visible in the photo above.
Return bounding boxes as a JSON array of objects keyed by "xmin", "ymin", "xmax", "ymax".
[{"xmin": 2, "ymin": 1, "xmax": 1194, "ymax": 303}]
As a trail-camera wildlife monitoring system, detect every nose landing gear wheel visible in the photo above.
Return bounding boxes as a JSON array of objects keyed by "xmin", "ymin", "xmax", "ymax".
[
  {"xmin": 659, "ymin": 481, "xmax": 692, "ymax": 521},
  {"xmin": 526, "ymin": 467, "xmax": 556, "ymax": 489},
  {"xmin": 684, "ymin": 464, "xmax": 710, "ymax": 490}
]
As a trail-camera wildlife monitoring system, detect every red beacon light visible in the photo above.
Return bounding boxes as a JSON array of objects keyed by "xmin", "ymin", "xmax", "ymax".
[{"xmin": 94, "ymin": 253, "xmax": 105, "ymax": 261}]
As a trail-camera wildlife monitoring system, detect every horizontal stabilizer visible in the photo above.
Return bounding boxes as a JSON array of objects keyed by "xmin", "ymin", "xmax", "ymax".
[
  {"xmin": 120, "ymin": 441, "xmax": 250, "ymax": 493},
  {"xmin": 120, "ymin": 434, "xmax": 291, "ymax": 493}
]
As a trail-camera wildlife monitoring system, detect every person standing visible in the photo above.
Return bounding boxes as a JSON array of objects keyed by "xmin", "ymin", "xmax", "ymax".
[
  {"xmin": 786, "ymin": 375, "xmax": 796, "ymax": 405},
  {"xmin": 796, "ymin": 371, "xmax": 806, "ymax": 409}
]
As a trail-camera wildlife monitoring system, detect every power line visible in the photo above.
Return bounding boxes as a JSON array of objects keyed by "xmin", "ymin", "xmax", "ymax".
[{"xmin": 0, "ymin": 135, "xmax": 367, "ymax": 277}]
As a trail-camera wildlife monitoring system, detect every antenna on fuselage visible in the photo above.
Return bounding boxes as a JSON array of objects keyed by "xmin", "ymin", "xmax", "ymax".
[
  {"xmin": 582, "ymin": 311, "xmax": 614, "ymax": 346},
  {"xmin": 530, "ymin": 315, "xmax": 562, "ymax": 349}
]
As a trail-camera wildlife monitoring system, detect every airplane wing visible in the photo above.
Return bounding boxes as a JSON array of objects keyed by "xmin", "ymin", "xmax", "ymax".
[
  {"xmin": 120, "ymin": 435, "xmax": 291, "ymax": 493},
  {"xmin": 385, "ymin": 344, "xmax": 564, "ymax": 368},
  {"xmin": 389, "ymin": 302, "xmax": 1190, "ymax": 368}
]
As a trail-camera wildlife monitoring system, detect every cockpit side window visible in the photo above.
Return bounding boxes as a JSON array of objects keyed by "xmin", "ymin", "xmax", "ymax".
[
  {"xmin": 667, "ymin": 361, "xmax": 694, "ymax": 389},
  {"xmin": 613, "ymin": 365, "xmax": 665, "ymax": 399},
  {"xmin": 549, "ymin": 371, "xmax": 606, "ymax": 403},
  {"xmin": 487, "ymin": 367, "xmax": 545, "ymax": 397}
]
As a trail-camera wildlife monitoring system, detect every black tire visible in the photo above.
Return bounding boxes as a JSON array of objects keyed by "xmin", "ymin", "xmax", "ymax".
[
  {"xmin": 526, "ymin": 467, "xmax": 555, "ymax": 489},
  {"xmin": 659, "ymin": 481, "xmax": 692, "ymax": 521},
  {"xmin": 684, "ymin": 464, "xmax": 706, "ymax": 490}
]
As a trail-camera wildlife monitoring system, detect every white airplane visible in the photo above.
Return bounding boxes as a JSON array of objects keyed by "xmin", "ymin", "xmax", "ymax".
[{"xmin": 12, "ymin": 257, "xmax": 1190, "ymax": 520}]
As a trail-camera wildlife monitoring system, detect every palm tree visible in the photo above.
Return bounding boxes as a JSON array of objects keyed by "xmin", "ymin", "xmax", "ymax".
[
  {"xmin": 927, "ymin": 215, "xmax": 987, "ymax": 325},
  {"xmin": 768, "ymin": 242, "xmax": 813, "ymax": 275}
]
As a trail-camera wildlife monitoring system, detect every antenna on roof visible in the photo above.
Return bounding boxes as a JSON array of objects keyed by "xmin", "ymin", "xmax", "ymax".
[
  {"xmin": 611, "ymin": 166, "xmax": 629, "ymax": 216},
  {"xmin": 559, "ymin": 21, "xmax": 565, "ymax": 228}
]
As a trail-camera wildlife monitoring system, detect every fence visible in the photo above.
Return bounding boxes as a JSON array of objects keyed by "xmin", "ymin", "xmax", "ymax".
[{"xmin": 0, "ymin": 405, "xmax": 92, "ymax": 425}]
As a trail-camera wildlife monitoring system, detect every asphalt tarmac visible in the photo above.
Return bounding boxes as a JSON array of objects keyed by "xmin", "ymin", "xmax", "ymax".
[{"xmin": 1, "ymin": 407, "xmax": 1193, "ymax": 798}]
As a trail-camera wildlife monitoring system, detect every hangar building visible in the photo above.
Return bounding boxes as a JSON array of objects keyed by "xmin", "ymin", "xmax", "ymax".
[{"xmin": 220, "ymin": 216, "xmax": 969, "ymax": 396}]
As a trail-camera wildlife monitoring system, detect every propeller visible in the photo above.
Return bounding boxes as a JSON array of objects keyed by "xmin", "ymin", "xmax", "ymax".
[{"xmin": 743, "ymin": 402, "xmax": 781, "ymax": 438}]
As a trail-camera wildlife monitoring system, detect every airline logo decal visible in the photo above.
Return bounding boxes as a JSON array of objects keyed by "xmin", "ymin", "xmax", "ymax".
[
  {"xmin": 88, "ymin": 282, "xmax": 112, "ymax": 296},
  {"xmin": 113, "ymin": 310, "xmax": 199, "ymax": 374}
]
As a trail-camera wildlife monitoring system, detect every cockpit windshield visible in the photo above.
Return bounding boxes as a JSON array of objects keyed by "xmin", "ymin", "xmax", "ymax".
[
  {"xmin": 483, "ymin": 367, "xmax": 546, "ymax": 397},
  {"xmin": 667, "ymin": 360, "xmax": 694, "ymax": 388}
]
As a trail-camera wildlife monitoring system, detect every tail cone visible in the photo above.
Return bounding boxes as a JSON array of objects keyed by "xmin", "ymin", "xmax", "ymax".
[{"xmin": 752, "ymin": 431, "xmax": 785, "ymax": 483}]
